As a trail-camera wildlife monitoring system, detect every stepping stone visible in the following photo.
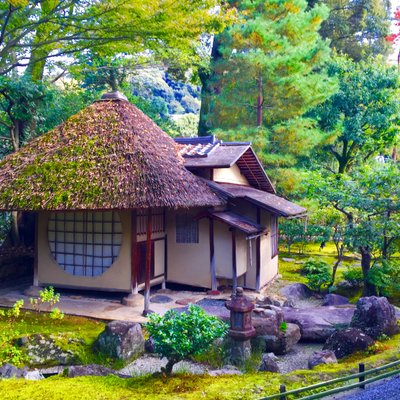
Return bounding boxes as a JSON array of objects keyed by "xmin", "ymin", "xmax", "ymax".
[
  {"xmin": 150, "ymin": 295, "xmax": 173, "ymax": 304},
  {"xmin": 175, "ymin": 298, "xmax": 197, "ymax": 306}
]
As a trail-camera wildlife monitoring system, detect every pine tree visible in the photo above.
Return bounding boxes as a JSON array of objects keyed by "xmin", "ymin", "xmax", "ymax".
[{"xmin": 199, "ymin": 0, "xmax": 337, "ymax": 193}]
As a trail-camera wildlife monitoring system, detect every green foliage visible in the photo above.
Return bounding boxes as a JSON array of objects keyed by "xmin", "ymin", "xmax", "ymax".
[
  {"xmin": 145, "ymin": 304, "xmax": 228, "ymax": 374},
  {"xmin": 279, "ymin": 321, "xmax": 288, "ymax": 333},
  {"xmin": 309, "ymin": 56, "xmax": 400, "ymax": 173},
  {"xmin": 342, "ymin": 268, "xmax": 364, "ymax": 288},
  {"xmin": 303, "ymin": 258, "xmax": 331, "ymax": 292},
  {"xmin": 201, "ymin": 0, "xmax": 337, "ymax": 192},
  {"xmin": 367, "ymin": 260, "xmax": 400, "ymax": 297},
  {"xmin": 315, "ymin": 0, "xmax": 391, "ymax": 61},
  {"xmin": 29, "ymin": 286, "xmax": 64, "ymax": 319}
]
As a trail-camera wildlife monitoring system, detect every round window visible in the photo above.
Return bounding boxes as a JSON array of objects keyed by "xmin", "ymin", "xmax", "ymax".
[{"xmin": 48, "ymin": 211, "xmax": 122, "ymax": 277}]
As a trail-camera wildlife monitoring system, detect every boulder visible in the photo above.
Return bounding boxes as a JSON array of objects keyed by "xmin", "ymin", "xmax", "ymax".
[
  {"xmin": 280, "ymin": 283, "xmax": 313, "ymax": 301},
  {"xmin": 253, "ymin": 306, "xmax": 284, "ymax": 337},
  {"xmin": 322, "ymin": 294, "xmax": 349, "ymax": 307},
  {"xmin": 145, "ymin": 337, "xmax": 156, "ymax": 353},
  {"xmin": 254, "ymin": 323, "xmax": 301, "ymax": 355},
  {"xmin": 259, "ymin": 353, "xmax": 280, "ymax": 373},
  {"xmin": 323, "ymin": 328, "xmax": 374, "ymax": 359},
  {"xmin": 0, "ymin": 364, "xmax": 27, "ymax": 378},
  {"xmin": 24, "ymin": 370, "xmax": 44, "ymax": 380},
  {"xmin": 308, "ymin": 350, "xmax": 337, "ymax": 369},
  {"xmin": 17, "ymin": 334, "xmax": 76, "ymax": 366},
  {"xmin": 257, "ymin": 296, "xmax": 282, "ymax": 307},
  {"xmin": 350, "ymin": 296, "xmax": 399, "ymax": 339},
  {"xmin": 283, "ymin": 306, "xmax": 355, "ymax": 342},
  {"xmin": 66, "ymin": 364, "xmax": 129, "ymax": 378},
  {"xmin": 94, "ymin": 321, "xmax": 145, "ymax": 361}
]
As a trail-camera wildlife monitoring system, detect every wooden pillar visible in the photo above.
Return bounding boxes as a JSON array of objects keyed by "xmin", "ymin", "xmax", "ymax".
[
  {"xmin": 130, "ymin": 210, "xmax": 138, "ymax": 295},
  {"xmin": 255, "ymin": 208, "xmax": 261, "ymax": 291},
  {"xmin": 209, "ymin": 218, "xmax": 217, "ymax": 291},
  {"xmin": 231, "ymin": 228, "xmax": 237, "ymax": 295},
  {"xmin": 143, "ymin": 208, "xmax": 152, "ymax": 316}
]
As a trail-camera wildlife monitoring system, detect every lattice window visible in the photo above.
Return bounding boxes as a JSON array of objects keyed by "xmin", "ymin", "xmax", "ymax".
[
  {"xmin": 176, "ymin": 212, "xmax": 199, "ymax": 244},
  {"xmin": 271, "ymin": 215, "xmax": 279, "ymax": 258},
  {"xmin": 137, "ymin": 208, "xmax": 165, "ymax": 235},
  {"xmin": 48, "ymin": 211, "xmax": 122, "ymax": 277}
]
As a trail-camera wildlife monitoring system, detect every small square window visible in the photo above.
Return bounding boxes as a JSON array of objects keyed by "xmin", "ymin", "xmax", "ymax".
[{"xmin": 176, "ymin": 213, "xmax": 199, "ymax": 244}]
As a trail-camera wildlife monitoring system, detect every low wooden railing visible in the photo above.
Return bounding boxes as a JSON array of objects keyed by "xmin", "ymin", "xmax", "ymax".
[{"xmin": 260, "ymin": 359, "xmax": 400, "ymax": 400}]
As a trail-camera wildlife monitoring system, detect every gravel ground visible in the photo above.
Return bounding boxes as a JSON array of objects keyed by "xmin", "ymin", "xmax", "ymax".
[
  {"xmin": 330, "ymin": 375, "xmax": 400, "ymax": 400},
  {"xmin": 276, "ymin": 343, "xmax": 322, "ymax": 373}
]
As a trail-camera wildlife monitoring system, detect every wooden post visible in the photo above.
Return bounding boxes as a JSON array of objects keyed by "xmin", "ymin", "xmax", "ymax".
[
  {"xmin": 130, "ymin": 210, "xmax": 138, "ymax": 295},
  {"xmin": 143, "ymin": 209, "xmax": 152, "ymax": 316},
  {"xmin": 209, "ymin": 218, "xmax": 217, "ymax": 291},
  {"xmin": 33, "ymin": 212, "xmax": 39, "ymax": 286},
  {"xmin": 255, "ymin": 208, "xmax": 261, "ymax": 291},
  {"xmin": 359, "ymin": 363, "xmax": 365, "ymax": 389},
  {"xmin": 279, "ymin": 384, "xmax": 286, "ymax": 400},
  {"xmin": 231, "ymin": 228, "xmax": 237, "ymax": 295}
]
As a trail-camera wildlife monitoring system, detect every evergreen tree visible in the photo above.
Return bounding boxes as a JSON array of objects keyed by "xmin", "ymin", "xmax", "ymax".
[{"xmin": 199, "ymin": 0, "xmax": 337, "ymax": 193}]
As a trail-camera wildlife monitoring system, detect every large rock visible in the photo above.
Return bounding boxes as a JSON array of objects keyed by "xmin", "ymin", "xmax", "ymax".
[
  {"xmin": 323, "ymin": 328, "xmax": 374, "ymax": 359},
  {"xmin": 0, "ymin": 364, "xmax": 43, "ymax": 380},
  {"xmin": 283, "ymin": 306, "xmax": 355, "ymax": 342},
  {"xmin": 66, "ymin": 364, "xmax": 129, "ymax": 378},
  {"xmin": 253, "ymin": 323, "xmax": 301, "ymax": 355},
  {"xmin": 17, "ymin": 334, "xmax": 76, "ymax": 366},
  {"xmin": 94, "ymin": 321, "xmax": 145, "ymax": 361},
  {"xmin": 322, "ymin": 294, "xmax": 349, "ymax": 307},
  {"xmin": 253, "ymin": 306, "xmax": 284, "ymax": 337},
  {"xmin": 308, "ymin": 350, "xmax": 337, "ymax": 369},
  {"xmin": 280, "ymin": 283, "xmax": 313, "ymax": 301},
  {"xmin": 351, "ymin": 296, "xmax": 399, "ymax": 339},
  {"xmin": 259, "ymin": 353, "xmax": 280, "ymax": 373}
]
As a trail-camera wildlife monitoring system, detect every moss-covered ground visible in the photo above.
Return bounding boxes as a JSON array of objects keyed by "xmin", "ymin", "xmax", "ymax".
[{"xmin": 1, "ymin": 332, "xmax": 399, "ymax": 400}]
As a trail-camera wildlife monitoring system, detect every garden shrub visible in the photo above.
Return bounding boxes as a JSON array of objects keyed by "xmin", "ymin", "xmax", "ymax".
[
  {"xmin": 302, "ymin": 258, "xmax": 331, "ymax": 292},
  {"xmin": 343, "ymin": 267, "xmax": 364, "ymax": 287},
  {"xmin": 367, "ymin": 260, "xmax": 400, "ymax": 297},
  {"xmin": 145, "ymin": 304, "xmax": 228, "ymax": 375}
]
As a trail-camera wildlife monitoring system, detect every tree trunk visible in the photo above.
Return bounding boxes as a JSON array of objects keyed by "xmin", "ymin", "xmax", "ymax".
[
  {"xmin": 163, "ymin": 358, "xmax": 177, "ymax": 375},
  {"xmin": 330, "ymin": 243, "xmax": 344, "ymax": 286},
  {"xmin": 256, "ymin": 75, "xmax": 263, "ymax": 127},
  {"xmin": 360, "ymin": 246, "xmax": 376, "ymax": 296},
  {"xmin": 198, "ymin": 35, "xmax": 222, "ymax": 136}
]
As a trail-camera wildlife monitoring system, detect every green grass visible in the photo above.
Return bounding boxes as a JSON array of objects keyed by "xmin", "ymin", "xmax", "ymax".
[{"xmin": 1, "ymin": 333, "xmax": 400, "ymax": 400}]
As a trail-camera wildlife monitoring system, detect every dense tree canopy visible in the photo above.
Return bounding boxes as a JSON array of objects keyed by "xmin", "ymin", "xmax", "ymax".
[
  {"xmin": 199, "ymin": 0, "xmax": 337, "ymax": 192},
  {"xmin": 309, "ymin": 56, "xmax": 400, "ymax": 174},
  {"xmin": 309, "ymin": 0, "xmax": 391, "ymax": 61}
]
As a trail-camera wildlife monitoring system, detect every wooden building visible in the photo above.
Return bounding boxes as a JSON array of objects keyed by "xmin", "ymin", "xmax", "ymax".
[{"xmin": 0, "ymin": 92, "xmax": 305, "ymax": 313}]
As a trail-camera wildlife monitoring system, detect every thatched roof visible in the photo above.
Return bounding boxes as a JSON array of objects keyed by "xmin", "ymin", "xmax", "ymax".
[{"xmin": 0, "ymin": 96, "xmax": 222, "ymax": 210}]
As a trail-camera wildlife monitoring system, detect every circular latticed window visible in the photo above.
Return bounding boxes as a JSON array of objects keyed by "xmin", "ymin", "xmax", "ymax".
[{"xmin": 48, "ymin": 211, "xmax": 122, "ymax": 277}]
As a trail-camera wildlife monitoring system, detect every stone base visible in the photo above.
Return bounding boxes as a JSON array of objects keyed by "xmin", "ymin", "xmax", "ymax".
[
  {"xmin": 227, "ymin": 338, "xmax": 252, "ymax": 367},
  {"xmin": 23, "ymin": 285, "xmax": 42, "ymax": 297},
  {"xmin": 122, "ymin": 293, "xmax": 144, "ymax": 307}
]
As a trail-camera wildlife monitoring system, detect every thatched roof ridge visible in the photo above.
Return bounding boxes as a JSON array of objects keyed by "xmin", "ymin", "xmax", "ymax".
[{"xmin": 0, "ymin": 99, "xmax": 222, "ymax": 210}]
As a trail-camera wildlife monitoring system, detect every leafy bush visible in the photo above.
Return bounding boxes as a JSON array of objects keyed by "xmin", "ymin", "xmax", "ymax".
[
  {"xmin": 145, "ymin": 304, "xmax": 228, "ymax": 375},
  {"xmin": 30, "ymin": 286, "xmax": 64, "ymax": 319},
  {"xmin": 303, "ymin": 258, "xmax": 331, "ymax": 292},
  {"xmin": 367, "ymin": 260, "xmax": 400, "ymax": 297},
  {"xmin": 343, "ymin": 267, "xmax": 364, "ymax": 287}
]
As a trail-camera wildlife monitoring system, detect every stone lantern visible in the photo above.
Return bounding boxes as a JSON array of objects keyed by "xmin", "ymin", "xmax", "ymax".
[{"xmin": 225, "ymin": 287, "xmax": 256, "ymax": 365}]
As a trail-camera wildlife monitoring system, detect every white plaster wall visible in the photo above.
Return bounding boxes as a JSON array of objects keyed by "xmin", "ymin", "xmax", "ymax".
[
  {"xmin": 214, "ymin": 221, "xmax": 247, "ymax": 279},
  {"xmin": 260, "ymin": 211, "xmax": 278, "ymax": 287},
  {"xmin": 213, "ymin": 164, "xmax": 249, "ymax": 185},
  {"xmin": 166, "ymin": 209, "xmax": 211, "ymax": 288},
  {"xmin": 37, "ymin": 210, "xmax": 132, "ymax": 292}
]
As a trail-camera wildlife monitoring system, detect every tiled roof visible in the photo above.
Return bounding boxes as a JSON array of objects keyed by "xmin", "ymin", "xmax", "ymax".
[{"xmin": 207, "ymin": 181, "xmax": 307, "ymax": 218}]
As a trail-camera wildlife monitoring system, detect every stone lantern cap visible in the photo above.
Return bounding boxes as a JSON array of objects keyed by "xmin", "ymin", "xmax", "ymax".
[{"xmin": 225, "ymin": 287, "xmax": 255, "ymax": 313}]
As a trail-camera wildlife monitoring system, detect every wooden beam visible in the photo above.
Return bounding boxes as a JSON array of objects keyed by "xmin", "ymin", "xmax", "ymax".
[
  {"xmin": 143, "ymin": 208, "xmax": 152, "ymax": 315},
  {"xmin": 209, "ymin": 218, "xmax": 217, "ymax": 291}
]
